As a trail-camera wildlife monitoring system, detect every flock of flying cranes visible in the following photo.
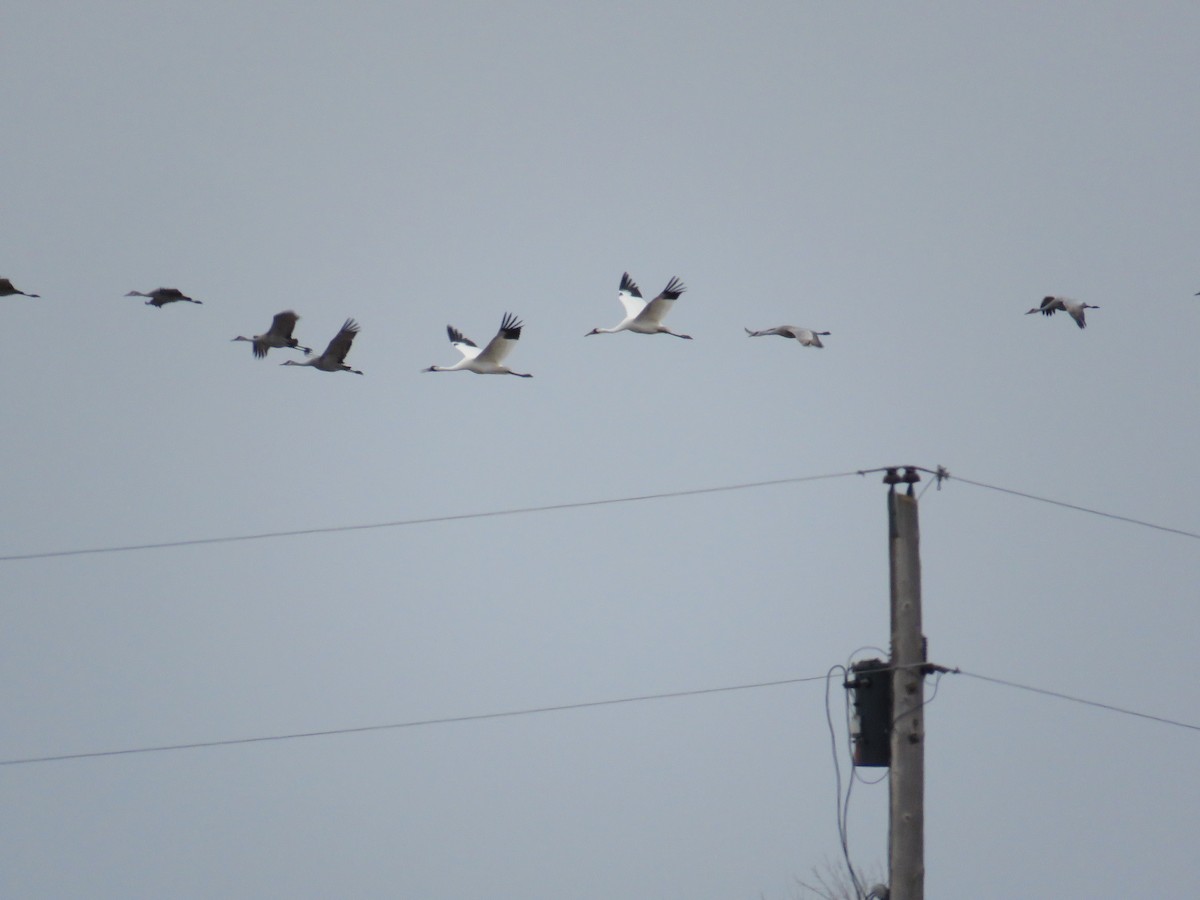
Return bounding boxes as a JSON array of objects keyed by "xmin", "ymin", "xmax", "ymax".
[{"xmin": 1, "ymin": 273, "xmax": 1106, "ymax": 378}]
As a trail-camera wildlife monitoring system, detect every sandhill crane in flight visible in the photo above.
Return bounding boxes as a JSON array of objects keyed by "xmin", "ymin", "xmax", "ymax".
[
  {"xmin": 744, "ymin": 325, "xmax": 831, "ymax": 347},
  {"xmin": 281, "ymin": 319, "xmax": 363, "ymax": 374},
  {"xmin": 423, "ymin": 313, "xmax": 532, "ymax": 377},
  {"xmin": 125, "ymin": 287, "xmax": 201, "ymax": 307},
  {"xmin": 586, "ymin": 273, "xmax": 692, "ymax": 339},
  {"xmin": 1025, "ymin": 295, "xmax": 1098, "ymax": 329},
  {"xmin": 232, "ymin": 311, "xmax": 312, "ymax": 358},
  {"xmin": 0, "ymin": 278, "xmax": 39, "ymax": 298}
]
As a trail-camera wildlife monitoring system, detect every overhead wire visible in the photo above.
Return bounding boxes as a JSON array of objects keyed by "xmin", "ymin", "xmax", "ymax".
[
  {"xmin": 3, "ymin": 464, "xmax": 1196, "ymax": 563},
  {"xmin": 0, "ymin": 470, "xmax": 862, "ymax": 563},
  {"xmin": 857, "ymin": 465, "xmax": 1200, "ymax": 539},
  {"xmin": 3, "ymin": 465, "xmax": 1196, "ymax": 771},
  {"xmin": 930, "ymin": 470, "xmax": 1200, "ymax": 541},
  {"xmin": 956, "ymin": 669, "xmax": 1200, "ymax": 732},
  {"xmin": 1, "ymin": 661, "xmax": 1194, "ymax": 770},
  {"xmin": 0, "ymin": 673, "xmax": 827, "ymax": 767}
]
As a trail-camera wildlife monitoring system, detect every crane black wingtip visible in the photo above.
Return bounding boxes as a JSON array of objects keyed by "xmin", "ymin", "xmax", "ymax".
[
  {"xmin": 499, "ymin": 312, "xmax": 524, "ymax": 338},
  {"xmin": 447, "ymin": 325, "xmax": 476, "ymax": 347},
  {"xmin": 661, "ymin": 276, "xmax": 686, "ymax": 298},
  {"xmin": 619, "ymin": 272, "xmax": 643, "ymax": 298}
]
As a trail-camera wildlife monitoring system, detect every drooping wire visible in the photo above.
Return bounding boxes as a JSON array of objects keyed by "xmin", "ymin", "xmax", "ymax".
[
  {"xmin": 824, "ymin": 664, "xmax": 867, "ymax": 900},
  {"xmin": 916, "ymin": 474, "xmax": 937, "ymax": 502}
]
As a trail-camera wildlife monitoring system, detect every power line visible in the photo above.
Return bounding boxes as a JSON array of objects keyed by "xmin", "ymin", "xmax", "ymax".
[
  {"xmin": 937, "ymin": 471, "xmax": 1200, "ymax": 541},
  {"xmin": 0, "ymin": 470, "xmax": 861, "ymax": 563},
  {"xmin": 4, "ymin": 465, "xmax": 1195, "ymax": 563},
  {"xmin": 956, "ymin": 669, "xmax": 1200, "ymax": 732},
  {"xmin": 3, "ymin": 663, "xmax": 1193, "ymax": 768},
  {"xmin": 0, "ymin": 674, "xmax": 827, "ymax": 767},
  {"xmin": 861, "ymin": 465, "xmax": 1199, "ymax": 540}
]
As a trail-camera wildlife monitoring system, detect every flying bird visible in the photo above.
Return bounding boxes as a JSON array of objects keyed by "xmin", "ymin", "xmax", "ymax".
[
  {"xmin": 232, "ymin": 311, "xmax": 312, "ymax": 358},
  {"xmin": 586, "ymin": 272, "xmax": 692, "ymax": 339},
  {"xmin": 424, "ymin": 313, "xmax": 532, "ymax": 377},
  {"xmin": 744, "ymin": 325, "xmax": 830, "ymax": 347},
  {"xmin": 126, "ymin": 287, "xmax": 201, "ymax": 307},
  {"xmin": 281, "ymin": 319, "xmax": 363, "ymax": 374},
  {"xmin": 1025, "ymin": 295, "xmax": 1098, "ymax": 329},
  {"xmin": 0, "ymin": 278, "xmax": 39, "ymax": 298}
]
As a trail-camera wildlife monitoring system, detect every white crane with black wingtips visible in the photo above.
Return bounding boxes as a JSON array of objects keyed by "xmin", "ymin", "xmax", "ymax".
[
  {"xmin": 586, "ymin": 273, "xmax": 692, "ymax": 339},
  {"xmin": 423, "ymin": 313, "xmax": 532, "ymax": 377}
]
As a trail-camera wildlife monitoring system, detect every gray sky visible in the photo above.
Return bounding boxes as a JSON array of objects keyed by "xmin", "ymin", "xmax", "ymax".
[{"xmin": 3, "ymin": 3, "xmax": 1199, "ymax": 897}]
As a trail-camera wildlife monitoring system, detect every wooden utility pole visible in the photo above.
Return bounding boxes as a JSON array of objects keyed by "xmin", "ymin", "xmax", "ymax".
[{"xmin": 887, "ymin": 467, "xmax": 925, "ymax": 900}]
